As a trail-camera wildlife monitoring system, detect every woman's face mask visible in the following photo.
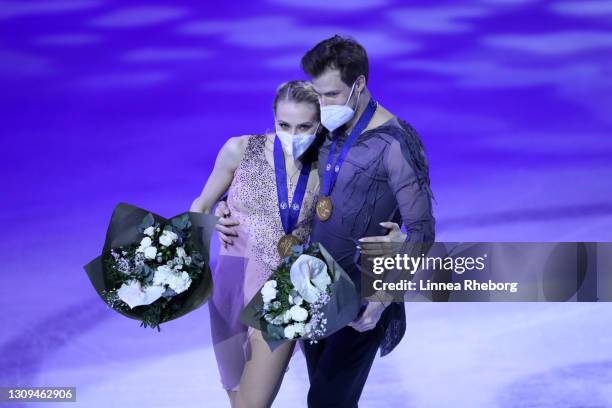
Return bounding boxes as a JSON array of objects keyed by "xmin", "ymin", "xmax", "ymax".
[
  {"xmin": 320, "ymin": 80, "xmax": 360, "ymax": 132},
  {"xmin": 276, "ymin": 124, "xmax": 319, "ymax": 159}
]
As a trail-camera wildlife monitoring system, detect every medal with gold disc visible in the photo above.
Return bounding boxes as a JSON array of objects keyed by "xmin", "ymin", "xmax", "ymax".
[
  {"xmin": 317, "ymin": 98, "xmax": 378, "ymax": 221},
  {"xmin": 315, "ymin": 196, "xmax": 332, "ymax": 221},
  {"xmin": 273, "ymin": 135, "xmax": 312, "ymax": 258}
]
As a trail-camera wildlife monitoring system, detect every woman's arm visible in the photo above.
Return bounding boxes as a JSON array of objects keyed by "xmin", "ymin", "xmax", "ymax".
[{"xmin": 190, "ymin": 136, "xmax": 248, "ymax": 214}]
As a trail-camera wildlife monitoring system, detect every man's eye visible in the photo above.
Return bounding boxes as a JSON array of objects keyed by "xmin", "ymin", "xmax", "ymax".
[{"xmin": 299, "ymin": 125, "xmax": 311, "ymax": 131}]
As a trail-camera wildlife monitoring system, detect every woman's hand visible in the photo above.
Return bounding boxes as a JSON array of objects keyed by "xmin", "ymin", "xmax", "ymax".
[{"xmin": 215, "ymin": 201, "xmax": 239, "ymax": 247}]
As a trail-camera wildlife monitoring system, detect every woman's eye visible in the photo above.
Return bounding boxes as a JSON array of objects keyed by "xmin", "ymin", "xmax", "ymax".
[{"xmin": 279, "ymin": 123, "xmax": 289, "ymax": 129}]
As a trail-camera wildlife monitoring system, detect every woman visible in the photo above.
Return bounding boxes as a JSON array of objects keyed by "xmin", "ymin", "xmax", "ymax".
[{"xmin": 190, "ymin": 81, "xmax": 322, "ymax": 408}]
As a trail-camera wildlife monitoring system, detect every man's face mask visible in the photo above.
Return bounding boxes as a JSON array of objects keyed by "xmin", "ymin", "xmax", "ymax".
[{"xmin": 320, "ymin": 80, "xmax": 361, "ymax": 132}]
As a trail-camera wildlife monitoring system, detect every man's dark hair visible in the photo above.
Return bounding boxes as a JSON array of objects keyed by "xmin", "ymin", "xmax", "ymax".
[{"xmin": 301, "ymin": 35, "xmax": 369, "ymax": 86}]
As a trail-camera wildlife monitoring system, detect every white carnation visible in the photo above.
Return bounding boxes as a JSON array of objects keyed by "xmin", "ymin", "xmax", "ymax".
[
  {"xmin": 289, "ymin": 305, "xmax": 308, "ymax": 322},
  {"xmin": 168, "ymin": 271, "xmax": 191, "ymax": 294},
  {"xmin": 293, "ymin": 322, "xmax": 306, "ymax": 336},
  {"xmin": 153, "ymin": 265, "xmax": 173, "ymax": 286},
  {"xmin": 152, "ymin": 266, "xmax": 191, "ymax": 294},
  {"xmin": 144, "ymin": 246, "xmax": 157, "ymax": 260},
  {"xmin": 136, "ymin": 236, "xmax": 153, "ymax": 253},
  {"xmin": 261, "ymin": 280, "xmax": 277, "ymax": 303},
  {"xmin": 284, "ymin": 324, "xmax": 298, "ymax": 339},
  {"xmin": 159, "ymin": 230, "xmax": 178, "ymax": 247},
  {"xmin": 144, "ymin": 226, "xmax": 155, "ymax": 237},
  {"xmin": 176, "ymin": 247, "xmax": 186, "ymax": 259},
  {"xmin": 284, "ymin": 323, "xmax": 305, "ymax": 339}
]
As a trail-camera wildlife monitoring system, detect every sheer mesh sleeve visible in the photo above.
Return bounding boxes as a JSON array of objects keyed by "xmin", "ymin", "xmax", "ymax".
[
  {"xmin": 385, "ymin": 130, "xmax": 435, "ymax": 243},
  {"xmin": 372, "ymin": 124, "xmax": 436, "ymax": 306}
]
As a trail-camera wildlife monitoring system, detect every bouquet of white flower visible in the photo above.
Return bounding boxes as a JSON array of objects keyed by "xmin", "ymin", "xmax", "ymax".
[
  {"xmin": 84, "ymin": 203, "xmax": 216, "ymax": 330},
  {"xmin": 240, "ymin": 242, "xmax": 360, "ymax": 351}
]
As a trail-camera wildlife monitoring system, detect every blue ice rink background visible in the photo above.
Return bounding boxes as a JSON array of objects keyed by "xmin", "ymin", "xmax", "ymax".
[{"xmin": 2, "ymin": 0, "xmax": 612, "ymax": 406}]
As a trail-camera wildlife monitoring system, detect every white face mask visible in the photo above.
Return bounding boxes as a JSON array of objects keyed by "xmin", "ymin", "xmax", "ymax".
[
  {"xmin": 320, "ymin": 81, "xmax": 361, "ymax": 132},
  {"xmin": 276, "ymin": 125, "xmax": 319, "ymax": 159}
]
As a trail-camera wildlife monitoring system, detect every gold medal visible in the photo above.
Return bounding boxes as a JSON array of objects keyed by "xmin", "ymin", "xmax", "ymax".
[
  {"xmin": 277, "ymin": 234, "xmax": 301, "ymax": 258},
  {"xmin": 316, "ymin": 196, "xmax": 333, "ymax": 221}
]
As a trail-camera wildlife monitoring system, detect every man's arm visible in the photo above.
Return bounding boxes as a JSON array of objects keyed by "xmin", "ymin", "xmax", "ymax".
[{"xmin": 358, "ymin": 129, "xmax": 436, "ymax": 307}]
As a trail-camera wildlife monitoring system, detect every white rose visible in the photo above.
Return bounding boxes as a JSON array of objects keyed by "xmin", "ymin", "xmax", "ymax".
[
  {"xmin": 144, "ymin": 246, "xmax": 157, "ymax": 260},
  {"xmin": 144, "ymin": 226, "xmax": 155, "ymax": 237},
  {"xmin": 261, "ymin": 280, "xmax": 277, "ymax": 303},
  {"xmin": 290, "ymin": 255, "xmax": 331, "ymax": 303},
  {"xmin": 159, "ymin": 230, "xmax": 178, "ymax": 247},
  {"xmin": 289, "ymin": 305, "xmax": 308, "ymax": 322},
  {"xmin": 117, "ymin": 280, "xmax": 164, "ymax": 309},
  {"xmin": 284, "ymin": 324, "xmax": 297, "ymax": 339},
  {"xmin": 176, "ymin": 247, "xmax": 186, "ymax": 258}
]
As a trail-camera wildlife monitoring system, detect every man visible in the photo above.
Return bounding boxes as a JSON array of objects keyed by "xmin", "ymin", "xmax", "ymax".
[
  {"xmin": 298, "ymin": 35, "xmax": 435, "ymax": 407},
  {"xmin": 216, "ymin": 35, "xmax": 435, "ymax": 407}
]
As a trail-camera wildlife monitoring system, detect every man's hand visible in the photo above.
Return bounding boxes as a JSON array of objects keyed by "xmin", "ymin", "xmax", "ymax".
[
  {"xmin": 349, "ymin": 301, "xmax": 387, "ymax": 332},
  {"xmin": 214, "ymin": 201, "xmax": 239, "ymax": 247},
  {"xmin": 358, "ymin": 222, "xmax": 406, "ymax": 257}
]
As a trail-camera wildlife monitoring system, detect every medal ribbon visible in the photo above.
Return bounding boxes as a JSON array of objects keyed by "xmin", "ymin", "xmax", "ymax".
[
  {"xmin": 321, "ymin": 98, "xmax": 377, "ymax": 196},
  {"xmin": 274, "ymin": 136, "xmax": 312, "ymax": 234}
]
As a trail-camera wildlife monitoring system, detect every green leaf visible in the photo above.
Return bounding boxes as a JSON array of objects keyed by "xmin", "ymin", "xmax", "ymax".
[
  {"xmin": 267, "ymin": 324, "xmax": 285, "ymax": 340},
  {"xmin": 171, "ymin": 214, "xmax": 188, "ymax": 230},
  {"xmin": 141, "ymin": 213, "xmax": 155, "ymax": 230}
]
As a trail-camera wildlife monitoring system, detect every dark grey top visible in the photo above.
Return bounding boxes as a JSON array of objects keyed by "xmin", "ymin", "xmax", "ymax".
[{"xmin": 311, "ymin": 115, "xmax": 436, "ymax": 356}]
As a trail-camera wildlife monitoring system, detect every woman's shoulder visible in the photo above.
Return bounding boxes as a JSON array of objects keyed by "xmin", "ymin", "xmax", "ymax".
[
  {"xmin": 220, "ymin": 135, "xmax": 247, "ymax": 159},
  {"xmin": 220, "ymin": 133, "xmax": 271, "ymax": 164},
  {"xmin": 232, "ymin": 133, "xmax": 272, "ymax": 148},
  {"xmin": 218, "ymin": 134, "xmax": 257, "ymax": 168}
]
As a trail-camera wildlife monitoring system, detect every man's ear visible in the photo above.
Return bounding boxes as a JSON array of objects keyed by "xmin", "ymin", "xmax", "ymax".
[{"xmin": 356, "ymin": 75, "xmax": 367, "ymax": 93}]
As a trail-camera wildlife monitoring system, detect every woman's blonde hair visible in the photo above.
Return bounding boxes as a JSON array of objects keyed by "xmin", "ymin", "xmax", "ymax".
[{"xmin": 273, "ymin": 80, "xmax": 320, "ymax": 117}]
